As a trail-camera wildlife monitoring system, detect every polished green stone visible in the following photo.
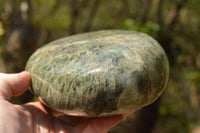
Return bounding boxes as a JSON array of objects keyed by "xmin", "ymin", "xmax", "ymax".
[{"xmin": 25, "ymin": 30, "xmax": 169, "ymax": 117}]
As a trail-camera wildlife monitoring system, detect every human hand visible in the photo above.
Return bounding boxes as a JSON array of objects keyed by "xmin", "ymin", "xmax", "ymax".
[{"xmin": 0, "ymin": 72, "xmax": 125, "ymax": 133}]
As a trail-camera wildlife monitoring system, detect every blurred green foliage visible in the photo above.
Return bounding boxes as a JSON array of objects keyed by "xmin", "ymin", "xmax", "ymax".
[
  {"xmin": 32, "ymin": 0, "xmax": 71, "ymax": 30},
  {"xmin": 0, "ymin": 21, "xmax": 4, "ymax": 36},
  {"xmin": 122, "ymin": 19, "xmax": 160, "ymax": 35}
]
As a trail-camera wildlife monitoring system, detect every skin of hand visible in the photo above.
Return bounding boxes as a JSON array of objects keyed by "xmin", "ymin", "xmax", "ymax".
[{"xmin": 0, "ymin": 71, "xmax": 128, "ymax": 133}]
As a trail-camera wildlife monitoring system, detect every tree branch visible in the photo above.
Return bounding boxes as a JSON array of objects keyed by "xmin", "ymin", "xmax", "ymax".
[
  {"xmin": 11, "ymin": 0, "xmax": 21, "ymax": 28},
  {"xmin": 140, "ymin": 0, "xmax": 153, "ymax": 23},
  {"xmin": 109, "ymin": 0, "xmax": 130, "ymax": 28},
  {"xmin": 155, "ymin": 0, "xmax": 164, "ymax": 26},
  {"xmin": 84, "ymin": 0, "xmax": 100, "ymax": 32},
  {"xmin": 166, "ymin": 0, "xmax": 186, "ymax": 32},
  {"xmin": 69, "ymin": 0, "xmax": 79, "ymax": 34},
  {"xmin": 78, "ymin": 0, "xmax": 90, "ymax": 10},
  {"xmin": 121, "ymin": 0, "xmax": 130, "ymax": 17}
]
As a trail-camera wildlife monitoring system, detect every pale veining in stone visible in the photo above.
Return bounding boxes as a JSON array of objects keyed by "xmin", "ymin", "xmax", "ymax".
[{"xmin": 26, "ymin": 30, "xmax": 169, "ymax": 117}]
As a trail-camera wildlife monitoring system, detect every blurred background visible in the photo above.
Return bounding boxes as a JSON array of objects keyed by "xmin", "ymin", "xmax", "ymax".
[{"xmin": 0, "ymin": 0, "xmax": 199, "ymax": 133}]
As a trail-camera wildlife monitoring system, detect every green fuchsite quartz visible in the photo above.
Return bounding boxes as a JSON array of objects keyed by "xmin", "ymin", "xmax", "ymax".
[{"xmin": 26, "ymin": 30, "xmax": 169, "ymax": 117}]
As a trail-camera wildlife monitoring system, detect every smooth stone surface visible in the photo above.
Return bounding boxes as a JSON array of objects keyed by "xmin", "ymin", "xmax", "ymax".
[{"xmin": 26, "ymin": 30, "xmax": 169, "ymax": 117}]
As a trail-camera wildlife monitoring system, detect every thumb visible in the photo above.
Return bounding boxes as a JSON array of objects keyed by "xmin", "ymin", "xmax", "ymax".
[{"xmin": 0, "ymin": 71, "xmax": 31, "ymax": 101}]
